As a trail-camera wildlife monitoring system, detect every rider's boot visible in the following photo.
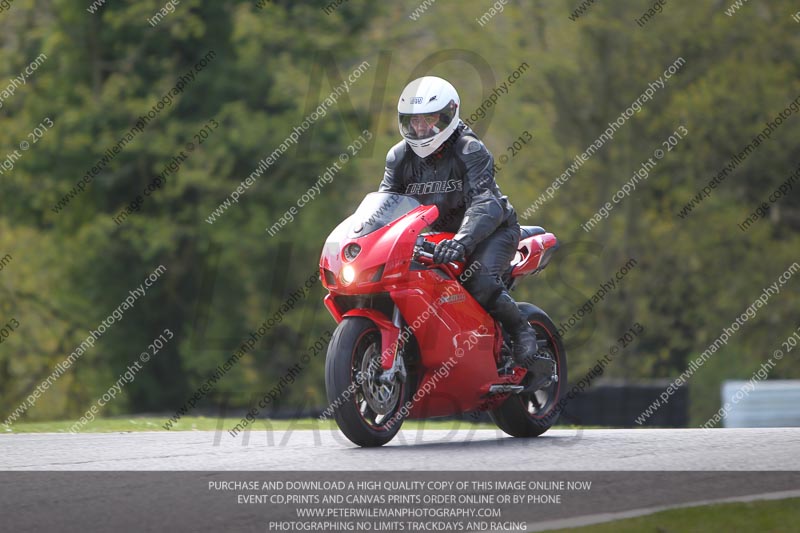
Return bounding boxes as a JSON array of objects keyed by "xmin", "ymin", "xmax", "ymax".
[{"xmin": 490, "ymin": 291, "xmax": 538, "ymax": 367}]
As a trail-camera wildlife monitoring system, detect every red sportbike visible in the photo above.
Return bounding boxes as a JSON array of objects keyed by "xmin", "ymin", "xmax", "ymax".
[{"xmin": 320, "ymin": 192, "xmax": 566, "ymax": 447}]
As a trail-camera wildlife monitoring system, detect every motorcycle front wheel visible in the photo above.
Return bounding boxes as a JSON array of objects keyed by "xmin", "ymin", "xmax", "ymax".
[{"xmin": 324, "ymin": 317, "xmax": 410, "ymax": 447}]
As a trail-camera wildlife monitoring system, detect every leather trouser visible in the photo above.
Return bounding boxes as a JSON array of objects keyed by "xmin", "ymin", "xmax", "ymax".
[{"xmin": 461, "ymin": 220, "xmax": 527, "ymax": 333}]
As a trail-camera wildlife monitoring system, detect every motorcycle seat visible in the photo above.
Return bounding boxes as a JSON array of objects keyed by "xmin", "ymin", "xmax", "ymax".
[{"xmin": 520, "ymin": 225, "xmax": 547, "ymax": 239}]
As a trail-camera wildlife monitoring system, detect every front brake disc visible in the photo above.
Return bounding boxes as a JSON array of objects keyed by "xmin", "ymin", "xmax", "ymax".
[{"xmin": 360, "ymin": 344, "xmax": 400, "ymax": 415}]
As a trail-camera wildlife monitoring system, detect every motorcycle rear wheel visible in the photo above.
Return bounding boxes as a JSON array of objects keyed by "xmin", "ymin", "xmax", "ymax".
[
  {"xmin": 324, "ymin": 317, "xmax": 409, "ymax": 447},
  {"xmin": 490, "ymin": 304, "xmax": 568, "ymax": 438}
]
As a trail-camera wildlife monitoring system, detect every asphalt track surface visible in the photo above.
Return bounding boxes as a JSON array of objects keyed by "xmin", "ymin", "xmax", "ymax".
[
  {"xmin": 2, "ymin": 429, "xmax": 799, "ymax": 532},
  {"xmin": 2, "ymin": 428, "xmax": 799, "ymax": 470}
]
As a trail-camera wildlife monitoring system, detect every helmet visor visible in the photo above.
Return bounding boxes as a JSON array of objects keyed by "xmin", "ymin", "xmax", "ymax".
[{"xmin": 399, "ymin": 100, "xmax": 457, "ymax": 141}]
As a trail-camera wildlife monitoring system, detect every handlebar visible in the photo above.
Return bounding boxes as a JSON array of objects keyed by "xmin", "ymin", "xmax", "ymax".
[
  {"xmin": 414, "ymin": 240, "xmax": 463, "ymax": 275},
  {"xmin": 420, "ymin": 240, "xmax": 436, "ymax": 254}
]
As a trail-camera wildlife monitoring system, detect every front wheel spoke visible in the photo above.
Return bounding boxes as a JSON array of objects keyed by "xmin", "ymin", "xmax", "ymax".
[
  {"xmin": 363, "ymin": 401, "xmax": 379, "ymax": 421},
  {"xmin": 379, "ymin": 384, "xmax": 391, "ymax": 400},
  {"xmin": 358, "ymin": 399, "xmax": 368, "ymax": 415},
  {"xmin": 529, "ymin": 393, "xmax": 543, "ymax": 412}
]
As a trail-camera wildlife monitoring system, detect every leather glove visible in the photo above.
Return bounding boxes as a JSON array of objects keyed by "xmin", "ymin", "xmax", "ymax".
[{"xmin": 433, "ymin": 239, "xmax": 466, "ymax": 264}]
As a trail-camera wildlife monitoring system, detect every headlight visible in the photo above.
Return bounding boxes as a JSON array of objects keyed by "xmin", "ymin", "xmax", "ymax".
[
  {"xmin": 343, "ymin": 243, "xmax": 361, "ymax": 261},
  {"xmin": 341, "ymin": 265, "xmax": 356, "ymax": 284}
]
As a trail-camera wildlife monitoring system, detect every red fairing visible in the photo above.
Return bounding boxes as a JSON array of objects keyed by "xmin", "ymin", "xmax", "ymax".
[
  {"xmin": 320, "ymin": 203, "xmax": 438, "ymax": 297},
  {"xmin": 510, "ymin": 232, "xmax": 558, "ymax": 278}
]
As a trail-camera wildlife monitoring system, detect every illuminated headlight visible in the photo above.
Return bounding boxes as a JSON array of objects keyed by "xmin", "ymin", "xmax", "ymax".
[{"xmin": 341, "ymin": 265, "xmax": 356, "ymax": 284}]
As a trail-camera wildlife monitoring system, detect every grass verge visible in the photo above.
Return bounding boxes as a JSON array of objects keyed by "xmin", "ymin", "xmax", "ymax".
[{"xmin": 548, "ymin": 497, "xmax": 800, "ymax": 532}]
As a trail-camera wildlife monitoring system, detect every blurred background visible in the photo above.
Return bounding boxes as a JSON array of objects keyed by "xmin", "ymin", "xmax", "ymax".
[{"xmin": 1, "ymin": 0, "xmax": 798, "ymax": 429}]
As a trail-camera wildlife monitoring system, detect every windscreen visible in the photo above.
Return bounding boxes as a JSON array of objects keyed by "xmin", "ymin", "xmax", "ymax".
[{"xmin": 346, "ymin": 192, "xmax": 421, "ymax": 238}]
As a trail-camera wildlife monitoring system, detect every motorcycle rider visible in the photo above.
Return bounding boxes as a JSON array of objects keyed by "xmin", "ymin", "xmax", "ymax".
[{"xmin": 379, "ymin": 76, "xmax": 539, "ymax": 367}]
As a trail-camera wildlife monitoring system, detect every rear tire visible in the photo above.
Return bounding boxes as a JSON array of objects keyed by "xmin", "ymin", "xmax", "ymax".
[
  {"xmin": 325, "ymin": 317, "xmax": 409, "ymax": 447},
  {"xmin": 490, "ymin": 304, "xmax": 567, "ymax": 438}
]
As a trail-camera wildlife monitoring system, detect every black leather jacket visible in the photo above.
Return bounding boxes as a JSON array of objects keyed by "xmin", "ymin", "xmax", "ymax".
[{"xmin": 378, "ymin": 121, "xmax": 517, "ymax": 253}]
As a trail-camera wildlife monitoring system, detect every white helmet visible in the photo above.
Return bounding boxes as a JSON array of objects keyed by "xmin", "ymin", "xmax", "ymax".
[{"xmin": 397, "ymin": 76, "xmax": 460, "ymax": 158}]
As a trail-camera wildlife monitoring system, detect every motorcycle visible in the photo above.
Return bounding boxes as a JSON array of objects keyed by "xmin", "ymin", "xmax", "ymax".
[{"xmin": 319, "ymin": 192, "xmax": 566, "ymax": 447}]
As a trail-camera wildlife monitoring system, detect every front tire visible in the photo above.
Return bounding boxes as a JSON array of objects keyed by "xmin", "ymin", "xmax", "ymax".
[
  {"xmin": 325, "ymin": 317, "xmax": 409, "ymax": 447},
  {"xmin": 490, "ymin": 304, "xmax": 567, "ymax": 438}
]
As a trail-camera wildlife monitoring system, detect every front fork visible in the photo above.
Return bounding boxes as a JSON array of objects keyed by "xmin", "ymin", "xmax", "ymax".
[{"xmin": 379, "ymin": 306, "xmax": 407, "ymax": 384}]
